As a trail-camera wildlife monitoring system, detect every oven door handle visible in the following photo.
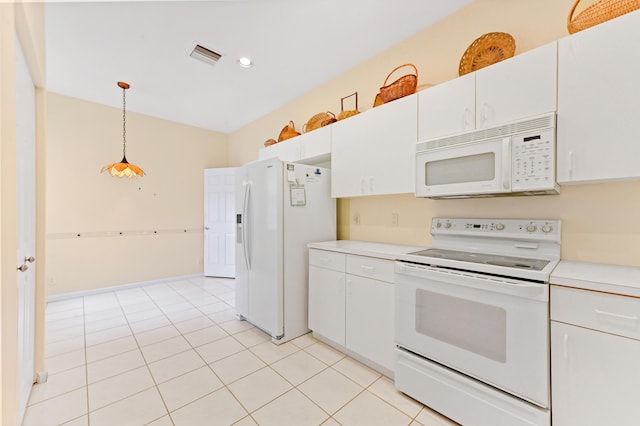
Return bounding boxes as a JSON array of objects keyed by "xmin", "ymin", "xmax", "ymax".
[{"xmin": 395, "ymin": 262, "xmax": 548, "ymax": 301}]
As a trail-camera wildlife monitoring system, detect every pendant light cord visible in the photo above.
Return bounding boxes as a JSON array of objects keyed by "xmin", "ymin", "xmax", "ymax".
[{"xmin": 122, "ymin": 85, "xmax": 127, "ymax": 159}]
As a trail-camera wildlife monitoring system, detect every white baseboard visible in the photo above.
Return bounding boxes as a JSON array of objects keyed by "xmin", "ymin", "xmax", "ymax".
[{"xmin": 45, "ymin": 274, "xmax": 206, "ymax": 302}]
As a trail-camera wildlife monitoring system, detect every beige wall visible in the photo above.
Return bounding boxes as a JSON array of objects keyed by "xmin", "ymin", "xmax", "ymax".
[
  {"xmin": 228, "ymin": 0, "xmax": 640, "ymax": 266},
  {"xmin": 1, "ymin": 1, "xmax": 46, "ymax": 424},
  {"xmin": 228, "ymin": 0, "xmax": 574, "ymax": 165},
  {"xmin": 46, "ymin": 93, "xmax": 229, "ymax": 295}
]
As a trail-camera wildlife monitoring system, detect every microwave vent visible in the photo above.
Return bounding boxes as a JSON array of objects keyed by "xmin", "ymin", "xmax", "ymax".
[{"xmin": 417, "ymin": 112, "xmax": 556, "ymax": 152}]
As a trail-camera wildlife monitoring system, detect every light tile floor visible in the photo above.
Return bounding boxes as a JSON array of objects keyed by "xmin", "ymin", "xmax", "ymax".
[{"xmin": 24, "ymin": 276, "xmax": 458, "ymax": 426}]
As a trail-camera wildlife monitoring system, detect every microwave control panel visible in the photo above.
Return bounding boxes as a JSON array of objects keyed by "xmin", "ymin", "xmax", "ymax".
[{"xmin": 511, "ymin": 128, "xmax": 555, "ymax": 191}]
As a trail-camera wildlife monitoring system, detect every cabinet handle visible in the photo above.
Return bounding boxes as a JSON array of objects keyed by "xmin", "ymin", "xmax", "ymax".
[
  {"xmin": 480, "ymin": 102, "xmax": 488, "ymax": 127},
  {"xmin": 595, "ymin": 308, "xmax": 639, "ymax": 322},
  {"xmin": 568, "ymin": 151, "xmax": 573, "ymax": 179},
  {"xmin": 462, "ymin": 107, "xmax": 473, "ymax": 130},
  {"xmin": 361, "ymin": 178, "xmax": 366, "ymax": 193},
  {"xmin": 318, "ymin": 257, "xmax": 330, "ymax": 264},
  {"xmin": 360, "ymin": 265, "xmax": 375, "ymax": 272},
  {"xmin": 563, "ymin": 333, "xmax": 569, "ymax": 361},
  {"xmin": 369, "ymin": 177, "xmax": 374, "ymax": 193}
]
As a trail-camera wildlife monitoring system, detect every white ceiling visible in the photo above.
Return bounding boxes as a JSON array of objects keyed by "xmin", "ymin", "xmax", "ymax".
[{"xmin": 45, "ymin": 0, "xmax": 473, "ymax": 134}]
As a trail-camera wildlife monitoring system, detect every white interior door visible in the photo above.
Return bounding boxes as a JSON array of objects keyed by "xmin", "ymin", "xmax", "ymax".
[
  {"xmin": 16, "ymin": 35, "xmax": 37, "ymax": 423},
  {"xmin": 204, "ymin": 168, "xmax": 237, "ymax": 277}
]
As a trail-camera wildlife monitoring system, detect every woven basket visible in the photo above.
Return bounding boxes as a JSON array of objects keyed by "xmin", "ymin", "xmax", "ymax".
[
  {"xmin": 264, "ymin": 138, "xmax": 277, "ymax": 147},
  {"xmin": 337, "ymin": 92, "xmax": 360, "ymax": 120},
  {"xmin": 303, "ymin": 112, "xmax": 337, "ymax": 133},
  {"xmin": 277, "ymin": 121, "xmax": 301, "ymax": 142},
  {"xmin": 568, "ymin": 0, "xmax": 640, "ymax": 34},
  {"xmin": 458, "ymin": 32, "xmax": 516, "ymax": 76},
  {"xmin": 379, "ymin": 64, "xmax": 418, "ymax": 104}
]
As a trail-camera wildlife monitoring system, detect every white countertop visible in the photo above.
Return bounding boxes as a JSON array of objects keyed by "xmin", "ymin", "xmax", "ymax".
[
  {"xmin": 551, "ymin": 260, "xmax": 640, "ymax": 297},
  {"xmin": 308, "ymin": 240, "xmax": 425, "ymax": 261}
]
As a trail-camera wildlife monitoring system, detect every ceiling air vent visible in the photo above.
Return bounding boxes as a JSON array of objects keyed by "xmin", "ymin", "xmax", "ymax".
[{"xmin": 190, "ymin": 44, "xmax": 222, "ymax": 66}]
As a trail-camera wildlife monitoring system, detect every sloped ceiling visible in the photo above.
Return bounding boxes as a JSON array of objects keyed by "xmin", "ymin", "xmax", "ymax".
[{"xmin": 45, "ymin": 0, "xmax": 473, "ymax": 134}]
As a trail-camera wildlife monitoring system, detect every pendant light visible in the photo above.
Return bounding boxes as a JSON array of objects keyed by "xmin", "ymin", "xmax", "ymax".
[{"xmin": 101, "ymin": 81, "xmax": 145, "ymax": 177}]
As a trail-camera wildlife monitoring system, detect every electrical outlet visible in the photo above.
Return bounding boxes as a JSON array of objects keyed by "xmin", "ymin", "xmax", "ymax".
[{"xmin": 392, "ymin": 213, "xmax": 399, "ymax": 226}]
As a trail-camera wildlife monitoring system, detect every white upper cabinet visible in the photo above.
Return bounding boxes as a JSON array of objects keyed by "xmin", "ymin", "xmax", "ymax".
[
  {"xmin": 475, "ymin": 41, "xmax": 557, "ymax": 128},
  {"xmin": 332, "ymin": 94, "xmax": 418, "ymax": 198},
  {"xmin": 418, "ymin": 42, "xmax": 558, "ymax": 141},
  {"xmin": 258, "ymin": 125, "xmax": 331, "ymax": 165},
  {"xmin": 557, "ymin": 10, "xmax": 640, "ymax": 184},
  {"xmin": 418, "ymin": 72, "xmax": 475, "ymax": 141}
]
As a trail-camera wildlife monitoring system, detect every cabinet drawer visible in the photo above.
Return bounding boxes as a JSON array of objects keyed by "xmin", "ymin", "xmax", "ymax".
[
  {"xmin": 551, "ymin": 285, "xmax": 640, "ymax": 341},
  {"xmin": 309, "ymin": 249, "xmax": 345, "ymax": 272},
  {"xmin": 346, "ymin": 255, "xmax": 395, "ymax": 283}
]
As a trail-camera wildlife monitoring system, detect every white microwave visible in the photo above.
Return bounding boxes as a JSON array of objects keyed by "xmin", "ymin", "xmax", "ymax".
[{"xmin": 415, "ymin": 113, "xmax": 559, "ymax": 199}]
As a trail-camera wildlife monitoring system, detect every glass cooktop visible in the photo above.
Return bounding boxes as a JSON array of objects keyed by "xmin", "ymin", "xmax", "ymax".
[{"xmin": 409, "ymin": 248, "xmax": 550, "ymax": 271}]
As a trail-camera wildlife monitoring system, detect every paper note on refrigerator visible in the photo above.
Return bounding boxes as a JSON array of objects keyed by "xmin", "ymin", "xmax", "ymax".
[{"xmin": 290, "ymin": 184, "xmax": 306, "ymax": 206}]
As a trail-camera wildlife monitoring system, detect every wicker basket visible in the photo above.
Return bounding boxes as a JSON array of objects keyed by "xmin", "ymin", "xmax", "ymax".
[
  {"xmin": 372, "ymin": 93, "xmax": 385, "ymax": 108},
  {"xmin": 278, "ymin": 121, "xmax": 301, "ymax": 142},
  {"xmin": 379, "ymin": 64, "xmax": 418, "ymax": 103},
  {"xmin": 303, "ymin": 112, "xmax": 337, "ymax": 133},
  {"xmin": 568, "ymin": 0, "xmax": 640, "ymax": 34},
  {"xmin": 337, "ymin": 92, "xmax": 360, "ymax": 120},
  {"xmin": 264, "ymin": 138, "xmax": 277, "ymax": 147},
  {"xmin": 458, "ymin": 32, "xmax": 516, "ymax": 76}
]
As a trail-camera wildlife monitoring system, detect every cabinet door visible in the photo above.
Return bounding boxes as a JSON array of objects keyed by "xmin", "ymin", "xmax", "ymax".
[
  {"xmin": 551, "ymin": 322, "xmax": 640, "ymax": 425},
  {"xmin": 332, "ymin": 94, "xmax": 417, "ymax": 197},
  {"xmin": 299, "ymin": 126, "xmax": 331, "ymax": 163},
  {"xmin": 557, "ymin": 10, "xmax": 640, "ymax": 184},
  {"xmin": 345, "ymin": 275, "xmax": 395, "ymax": 372},
  {"xmin": 418, "ymin": 72, "xmax": 475, "ymax": 141},
  {"xmin": 476, "ymin": 42, "xmax": 557, "ymax": 129},
  {"xmin": 308, "ymin": 265, "xmax": 345, "ymax": 345},
  {"xmin": 258, "ymin": 137, "xmax": 300, "ymax": 161}
]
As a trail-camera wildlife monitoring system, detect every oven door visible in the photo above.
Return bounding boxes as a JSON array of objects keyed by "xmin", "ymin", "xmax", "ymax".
[
  {"xmin": 395, "ymin": 261, "xmax": 549, "ymax": 407},
  {"xmin": 415, "ymin": 137, "xmax": 511, "ymax": 198}
]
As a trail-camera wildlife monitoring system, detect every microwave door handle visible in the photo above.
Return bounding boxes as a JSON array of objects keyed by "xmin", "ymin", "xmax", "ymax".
[{"xmin": 502, "ymin": 138, "xmax": 511, "ymax": 190}]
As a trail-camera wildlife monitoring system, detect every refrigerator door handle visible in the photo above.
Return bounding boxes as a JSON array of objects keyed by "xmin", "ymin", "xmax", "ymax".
[{"xmin": 242, "ymin": 182, "xmax": 251, "ymax": 269}]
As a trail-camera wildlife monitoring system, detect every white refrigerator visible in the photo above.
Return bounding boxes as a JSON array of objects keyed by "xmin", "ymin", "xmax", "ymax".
[{"xmin": 235, "ymin": 157, "xmax": 336, "ymax": 344}]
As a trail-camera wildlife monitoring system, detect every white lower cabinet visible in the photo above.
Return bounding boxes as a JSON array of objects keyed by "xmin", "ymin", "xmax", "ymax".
[
  {"xmin": 550, "ymin": 285, "xmax": 640, "ymax": 425},
  {"xmin": 308, "ymin": 248, "xmax": 396, "ymax": 374},
  {"xmin": 345, "ymin": 274, "xmax": 394, "ymax": 372},
  {"xmin": 308, "ymin": 264, "xmax": 345, "ymax": 345}
]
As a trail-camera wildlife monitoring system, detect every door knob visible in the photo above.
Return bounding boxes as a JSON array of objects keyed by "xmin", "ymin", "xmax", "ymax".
[
  {"xmin": 25, "ymin": 256, "xmax": 35, "ymax": 263},
  {"xmin": 205, "ymin": 227, "xmax": 210, "ymax": 230},
  {"xmin": 17, "ymin": 264, "xmax": 29, "ymax": 272}
]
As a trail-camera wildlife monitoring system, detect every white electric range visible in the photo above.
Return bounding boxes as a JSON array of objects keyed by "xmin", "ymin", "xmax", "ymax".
[{"xmin": 394, "ymin": 217, "xmax": 561, "ymax": 426}]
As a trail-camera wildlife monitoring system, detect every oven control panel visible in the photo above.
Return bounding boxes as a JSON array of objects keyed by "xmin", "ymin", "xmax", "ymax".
[{"xmin": 432, "ymin": 218, "xmax": 561, "ymax": 242}]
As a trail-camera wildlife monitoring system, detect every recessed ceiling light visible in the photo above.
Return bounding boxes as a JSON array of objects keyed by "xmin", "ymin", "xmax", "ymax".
[
  {"xmin": 238, "ymin": 57, "xmax": 253, "ymax": 68},
  {"xmin": 190, "ymin": 44, "xmax": 222, "ymax": 66}
]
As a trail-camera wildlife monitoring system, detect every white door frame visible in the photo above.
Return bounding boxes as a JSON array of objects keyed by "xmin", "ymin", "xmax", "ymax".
[{"xmin": 15, "ymin": 34, "xmax": 37, "ymax": 422}]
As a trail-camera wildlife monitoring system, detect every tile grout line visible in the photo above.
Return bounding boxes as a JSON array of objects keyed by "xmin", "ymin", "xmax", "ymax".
[
  {"xmin": 140, "ymin": 279, "xmax": 251, "ymax": 424},
  {"xmin": 36, "ymin": 278, "xmax": 426, "ymax": 426}
]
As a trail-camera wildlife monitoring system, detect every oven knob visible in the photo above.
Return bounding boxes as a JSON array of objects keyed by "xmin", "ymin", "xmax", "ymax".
[
  {"xmin": 526, "ymin": 224, "xmax": 537, "ymax": 233},
  {"xmin": 435, "ymin": 222, "xmax": 442, "ymax": 228},
  {"xmin": 496, "ymin": 223, "xmax": 505, "ymax": 231},
  {"xmin": 444, "ymin": 222, "xmax": 452, "ymax": 229},
  {"xmin": 542, "ymin": 224, "xmax": 553, "ymax": 233}
]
